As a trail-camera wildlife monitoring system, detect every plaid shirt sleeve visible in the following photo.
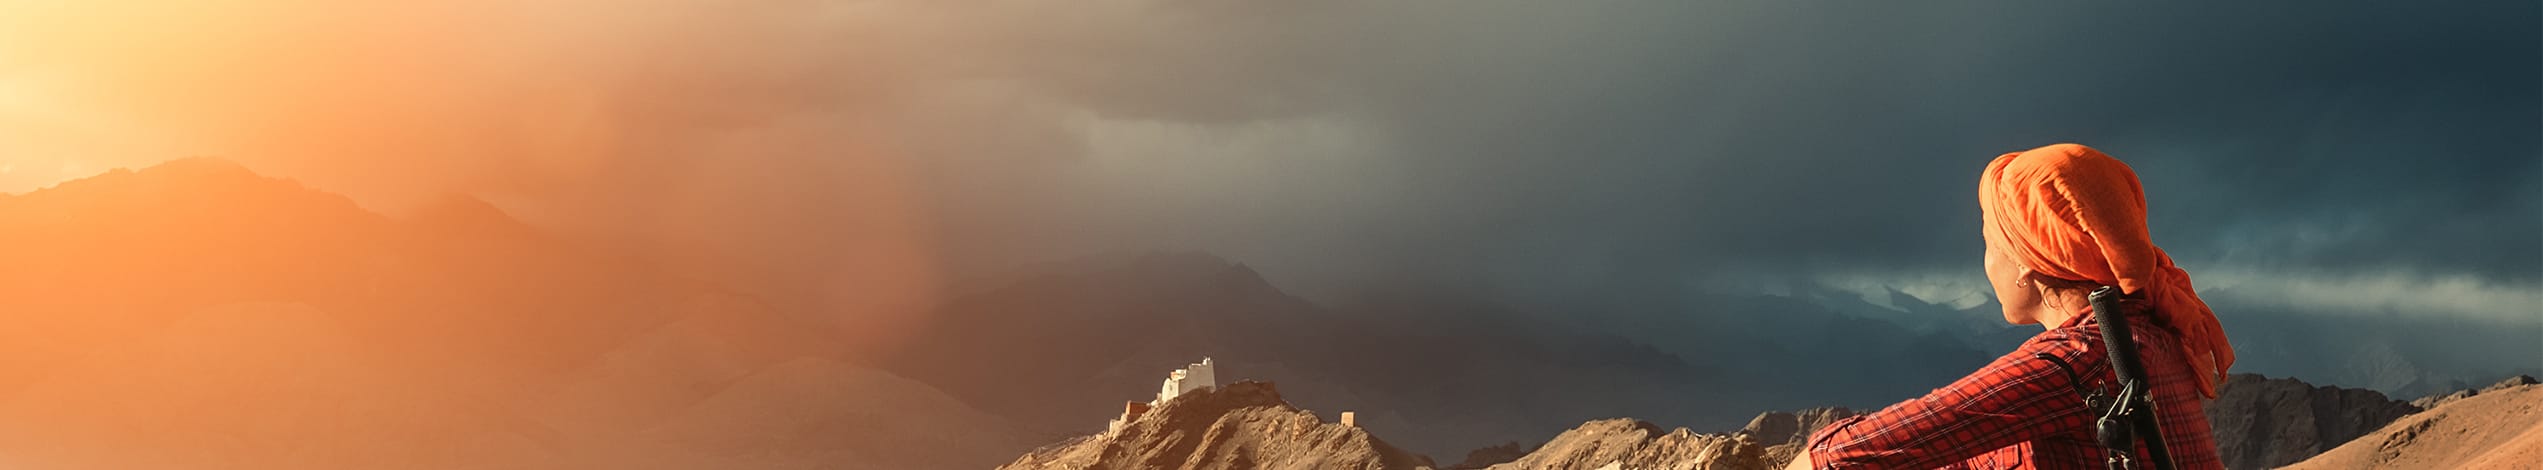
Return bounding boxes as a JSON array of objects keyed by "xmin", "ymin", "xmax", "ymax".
[{"xmin": 1803, "ymin": 329, "xmax": 2103, "ymax": 469}]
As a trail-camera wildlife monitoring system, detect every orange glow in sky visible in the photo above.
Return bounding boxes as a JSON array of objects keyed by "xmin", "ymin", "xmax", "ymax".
[{"xmin": 0, "ymin": 4, "xmax": 959, "ymax": 466}]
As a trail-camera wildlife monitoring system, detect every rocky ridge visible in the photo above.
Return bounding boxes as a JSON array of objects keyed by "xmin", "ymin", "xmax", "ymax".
[
  {"xmin": 1445, "ymin": 442, "xmax": 1532, "ymax": 469},
  {"xmin": 1426, "ymin": 407, "xmax": 1863, "ymax": 470},
  {"xmin": 2407, "ymin": 374, "xmax": 2536, "ymax": 410},
  {"xmin": 1742, "ymin": 407, "xmax": 1860, "ymax": 467},
  {"xmin": 1478, "ymin": 419, "xmax": 1769, "ymax": 470},
  {"xmin": 999, "ymin": 381, "xmax": 1435, "ymax": 470},
  {"xmin": 2204, "ymin": 373, "xmax": 2424, "ymax": 470}
]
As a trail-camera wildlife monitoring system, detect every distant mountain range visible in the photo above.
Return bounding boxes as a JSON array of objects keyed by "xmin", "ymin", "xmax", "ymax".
[
  {"xmin": 0, "ymin": 159, "xmax": 1028, "ymax": 469},
  {"xmin": 873, "ymin": 248, "xmax": 2050, "ymax": 456}
]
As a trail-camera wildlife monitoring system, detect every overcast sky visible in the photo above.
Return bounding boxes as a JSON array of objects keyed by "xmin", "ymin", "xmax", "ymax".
[
  {"xmin": 898, "ymin": 1, "xmax": 2543, "ymax": 326},
  {"xmin": 3, "ymin": 2, "xmax": 2535, "ymax": 365}
]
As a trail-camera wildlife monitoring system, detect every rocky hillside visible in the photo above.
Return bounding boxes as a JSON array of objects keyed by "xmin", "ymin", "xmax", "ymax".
[
  {"xmin": 1438, "ymin": 407, "xmax": 1856, "ymax": 470},
  {"xmin": 1478, "ymin": 419, "xmax": 1770, "ymax": 470},
  {"xmin": 2285, "ymin": 378, "xmax": 2542, "ymax": 470},
  {"xmin": 1000, "ymin": 381, "xmax": 1435, "ymax": 470},
  {"xmin": 2204, "ymin": 373, "xmax": 2423, "ymax": 470},
  {"xmin": 1741, "ymin": 408, "xmax": 1861, "ymax": 467},
  {"xmin": 1444, "ymin": 442, "xmax": 1532, "ymax": 469}
]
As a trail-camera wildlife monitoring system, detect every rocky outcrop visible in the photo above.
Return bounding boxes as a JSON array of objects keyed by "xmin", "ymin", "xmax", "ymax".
[
  {"xmin": 1739, "ymin": 407, "xmax": 1857, "ymax": 446},
  {"xmin": 2408, "ymin": 389, "xmax": 2476, "ymax": 410},
  {"xmin": 2409, "ymin": 374, "xmax": 2537, "ymax": 410},
  {"xmin": 1740, "ymin": 407, "xmax": 1859, "ymax": 466},
  {"xmin": 1482, "ymin": 419, "xmax": 1772, "ymax": 470},
  {"xmin": 2483, "ymin": 374, "xmax": 2539, "ymax": 391},
  {"xmin": 2205, "ymin": 373, "xmax": 2422, "ymax": 470},
  {"xmin": 1445, "ymin": 407, "xmax": 1853, "ymax": 470},
  {"xmin": 1447, "ymin": 442, "xmax": 1531, "ymax": 469},
  {"xmin": 1000, "ymin": 381, "xmax": 1435, "ymax": 470}
]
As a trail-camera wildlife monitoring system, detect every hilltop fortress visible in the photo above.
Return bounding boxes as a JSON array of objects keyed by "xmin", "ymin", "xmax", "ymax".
[{"xmin": 1108, "ymin": 357, "xmax": 1217, "ymax": 433}]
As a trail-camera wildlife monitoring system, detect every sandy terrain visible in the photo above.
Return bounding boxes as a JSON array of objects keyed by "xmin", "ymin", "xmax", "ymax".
[{"xmin": 2284, "ymin": 383, "xmax": 2541, "ymax": 470}]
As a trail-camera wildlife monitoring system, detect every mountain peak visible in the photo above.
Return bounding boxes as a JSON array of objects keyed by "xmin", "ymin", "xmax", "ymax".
[
  {"xmin": 0, "ymin": 157, "xmax": 379, "ymax": 233},
  {"xmin": 1115, "ymin": 251, "xmax": 1284, "ymax": 296},
  {"xmin": 2207, "ymin": 373, "xmax": 2422, "ymax": 470},
  {"xmin": 1000, "ymin": 380, "xmax": 1435, "ymax": 469},
  {"xmin": 401, "ymin": 193, "xmax": 540, "ymax": 239},
  {"xmin": 11, "ymin": 157, "xmax": 272, "ymax": 198}
]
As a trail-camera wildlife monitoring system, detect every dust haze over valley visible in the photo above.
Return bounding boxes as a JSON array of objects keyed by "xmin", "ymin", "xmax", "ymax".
[{"xmin": 0, "ymin": 1, "xmax": 2536, "ymax": 468}]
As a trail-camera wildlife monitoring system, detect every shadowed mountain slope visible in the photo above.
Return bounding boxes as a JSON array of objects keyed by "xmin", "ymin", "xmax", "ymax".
[
  {"xmin": 885, "ymin": 252, "xmax": 1740, "ymax": 456},
  {"xmin": 2204, "ymin": 373, "xmax": 2422, "ymax": 470}
]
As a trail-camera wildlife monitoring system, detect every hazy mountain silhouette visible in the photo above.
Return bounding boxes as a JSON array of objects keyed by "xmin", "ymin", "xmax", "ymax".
[
  {"xmin": 878, "ymin": 250, "xmax": 2020, "ymax": 458},
  {"xmin": 0, "ymin": 159, "xmax": 1027, "ymax": 469}
]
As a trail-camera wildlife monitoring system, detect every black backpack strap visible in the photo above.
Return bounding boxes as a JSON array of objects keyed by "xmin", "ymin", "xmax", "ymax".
[
  {"xmin": 2034, "ymin": 352, "xmax": 2111, "ymax": 416},
  {"xmin": 2034, "ymin": 352, "xmax": 2085, "ymax": 388}
]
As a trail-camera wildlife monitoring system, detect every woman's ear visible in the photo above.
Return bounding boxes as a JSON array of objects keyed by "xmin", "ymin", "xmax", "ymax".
[{"xmin": 1984, "ymin": 245, "xmax": 2044, "ymax": 325}]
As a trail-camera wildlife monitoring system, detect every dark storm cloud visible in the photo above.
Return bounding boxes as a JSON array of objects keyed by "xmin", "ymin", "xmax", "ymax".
[{"xmin": 949, "ymin": 1, "xmax": 2538, "ymax": 313}]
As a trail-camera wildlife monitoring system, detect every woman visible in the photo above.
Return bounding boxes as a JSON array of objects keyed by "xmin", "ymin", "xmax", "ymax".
[{"xmin": 1786, "ymin": 143, "xmax": 2233, "ymax": 469}]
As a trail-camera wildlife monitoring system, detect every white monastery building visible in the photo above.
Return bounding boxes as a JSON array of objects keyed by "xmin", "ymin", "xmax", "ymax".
[{"xmin": 1108, "ymin": 357, "xmax": 1217, "ymax": 433}]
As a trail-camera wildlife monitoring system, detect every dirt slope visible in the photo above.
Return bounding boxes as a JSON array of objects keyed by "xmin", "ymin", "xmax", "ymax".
[{"xmin": 2284, "ymin": 381, "xmax": 2542, "ymax": 470}]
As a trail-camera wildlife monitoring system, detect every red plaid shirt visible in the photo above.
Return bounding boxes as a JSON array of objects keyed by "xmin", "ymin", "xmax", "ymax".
[{"xmin": 1804, "ymin": 306, "xmax": 2223, "ymax": 469}]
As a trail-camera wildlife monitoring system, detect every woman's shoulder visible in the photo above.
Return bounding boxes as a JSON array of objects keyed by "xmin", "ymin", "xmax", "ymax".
[
  {"xmin": 2022, "ymin": 321, "xmax": 2108, "ymax": 360},
  {"xmin": 2024, "ymin": 310, "xmax": 2191, "ymax": 365}
]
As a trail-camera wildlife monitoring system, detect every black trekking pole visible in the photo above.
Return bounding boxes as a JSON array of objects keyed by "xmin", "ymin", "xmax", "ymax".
[{"xmin": 2088, "ymin": 286, "xmax": 2176, "ymax": 470}]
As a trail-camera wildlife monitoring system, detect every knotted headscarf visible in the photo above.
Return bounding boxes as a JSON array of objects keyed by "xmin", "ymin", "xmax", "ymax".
[{"xmin": 1980, "ymin": 143, "xmax": 2234, "ymax": 398}]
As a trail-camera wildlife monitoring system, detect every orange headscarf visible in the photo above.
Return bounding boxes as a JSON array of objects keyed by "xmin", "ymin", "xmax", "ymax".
[{"xmin": 1979, "ymin": 143, "xmax": 2234, "ymax": 398}]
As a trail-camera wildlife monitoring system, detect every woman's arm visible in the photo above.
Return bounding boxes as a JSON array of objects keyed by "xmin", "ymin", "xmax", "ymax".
[
  {"xmin": 1800, "ymin": 334, "xmax": 2102, "ymax": 469},
  {"xmin": 1783, "ymin": 451, "xmax": 1814, "ymax": 470}
]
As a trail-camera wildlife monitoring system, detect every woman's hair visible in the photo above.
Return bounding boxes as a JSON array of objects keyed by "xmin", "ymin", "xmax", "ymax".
[{"xmin": 2022, "ymin": 271, "xmax": 2102, "ymax": 293}]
